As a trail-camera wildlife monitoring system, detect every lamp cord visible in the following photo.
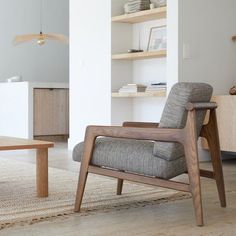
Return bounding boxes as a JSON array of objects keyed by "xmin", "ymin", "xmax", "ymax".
[{"xmin": 40, "ymin": 0, "xmax": 43, "ymax": 33}]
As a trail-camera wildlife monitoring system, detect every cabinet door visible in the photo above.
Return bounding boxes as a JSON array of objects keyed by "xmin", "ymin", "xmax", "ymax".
[
  {"xmin": 212, "ymin": 96, "xmax": 236, "ymax": 152},
  {"xmin": 34, "ymin": 88, "xmax": 69, "ymax": 136},
  {"xmin": 201, "ymin": 95, "xmax": 236, "ymax": 152}
]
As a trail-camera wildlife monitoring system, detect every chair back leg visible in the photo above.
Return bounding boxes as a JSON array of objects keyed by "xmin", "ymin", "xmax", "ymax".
[
  {"xmin": 117, "ymin": 179, "xmax": 124, "ymax": 195},
  {"xmin": 201, "ymin": 110, "xmax": 226, "ymax": 207}
]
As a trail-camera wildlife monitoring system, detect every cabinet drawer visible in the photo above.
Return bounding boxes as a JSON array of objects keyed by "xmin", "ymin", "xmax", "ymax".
[{"xmin": 34, "ymin": 88, "xmax": 69, "ymax": 136}]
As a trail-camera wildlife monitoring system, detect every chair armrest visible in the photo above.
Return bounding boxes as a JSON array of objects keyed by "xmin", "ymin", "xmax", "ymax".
[
  {"xmin": 123, "ymin": 122, "xmax": 159, "ymax": 128},
  {"xmin": 186, "ymin": 102, "xmax": 217, "ymax": 111},
  {"xmin": 85, "ymin": 125, "xmax": 183, "ymax": 143}
]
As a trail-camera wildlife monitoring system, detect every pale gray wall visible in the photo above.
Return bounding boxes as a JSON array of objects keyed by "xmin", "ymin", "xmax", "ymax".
[
  {"xmin": 0, "ymin": 0, "xmax": 69, "ymax": 82},
  {"xmin": 179, "ymin": 0, "xmax": 236, "ymax": 95}
]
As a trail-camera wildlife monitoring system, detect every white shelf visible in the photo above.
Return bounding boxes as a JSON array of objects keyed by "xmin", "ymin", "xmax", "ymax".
[
  {"xmin": 112, "ymin": 7, "xmax": 167, "ymax": 24},
  {"xmin": 112, "ymin": 91, "xmax": 166, "ymax": 98},
  {"xmin": 112, "ymin": 50, "xmax": 167, "ymax": 60}
]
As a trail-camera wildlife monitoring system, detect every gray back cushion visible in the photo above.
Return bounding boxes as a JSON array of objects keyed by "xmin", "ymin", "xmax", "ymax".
[{"xmin": 153, "ymin": 82, "xmax": 213, "ymax": 161}]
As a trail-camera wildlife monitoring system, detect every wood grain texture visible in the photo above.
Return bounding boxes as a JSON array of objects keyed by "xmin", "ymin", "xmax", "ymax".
[
  {"xmin": 112, "ymin": 91, "xmax": 166, "ymax": 98},
  {"xmin": 112, "ymin": 50, "xmax": 167, "ymax": 61},
  {"xmin": 123, "ymin": 122, "xmax": 159, "ymax": 128},
  {"xmin": 211, "ymin": 96, "xmax": 236, "ymax": 152},
  {"xmin": 89, "ymin": 166, "xmax": 190, "ymax": 193},
  {"xmin": 74, "ymin": 130, "xmax": 97, "ymax": 212},
  {"xmin": 183, "ymin": 110, "xmax": 203, "ymax": 226},
  {"xmin": 186, "ymin": 102, "xmax": 217, "ymax": 111},
  {"xmin": 117, "ymin": 178, "xmax": 124, "ymax": 195},
  {"xmin": 36, "ymin": 148, "xmax": 49, "ymax": 198},
  {"xmin": 112, "ymin": 7, "xmax": 167, "ymax": 24},
  {"xmin": 34, "ymin": 135, "xmax": 69, "ymax": 142},
  {"xmin": 0, "ymin": 136, "xmax": 53, "ymax": 151},
  {"xmin": 34, "ymin": 88, "xmax": 69, "ymax": 136},
  {"xmin": 201, "ymin": 110, "xmax": 226, "ymax": 207},
  {"xmin": 201, "ymin": 96, "xmax": 236, "ymax": 152}
]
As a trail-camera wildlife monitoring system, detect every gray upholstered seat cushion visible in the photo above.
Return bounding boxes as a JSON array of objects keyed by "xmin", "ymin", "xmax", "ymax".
[
  {"xmin": 73, "ymin": 138, "xmax": 187, "ymax": 180},
  {"xmin": 154, "ymin": 83, "xmax": 213, "ymax": 161}
]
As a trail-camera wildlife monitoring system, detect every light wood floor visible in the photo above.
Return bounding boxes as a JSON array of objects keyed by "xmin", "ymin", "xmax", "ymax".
[{"xmin": 0, "ymin": 143, "xmax": 236, "ymax": 236}]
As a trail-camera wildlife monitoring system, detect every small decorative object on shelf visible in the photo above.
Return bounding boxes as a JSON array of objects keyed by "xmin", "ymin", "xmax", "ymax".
[
  {"xmin": 150, "ymin": 0, "xmax": 167, "ymax": 8},
  {"xmin": 5, "ymin": 75, "xmax": 23, "ymax": 83},
  {"xmin": 146, "ymin": 82, "xmax": 166, "ymax": 92},
  {"xmin": 147, "ymin": 25, "xmax": 167, "ymax": 51},
  {"xmin": 128, "ymin": 28, "xmax": 143, "ymax": 53},
  {"xmin": 119, "ymin": 84, "xmax": 147, "ymax": 93},
  {"xmin": 128, "ymin": 49, "xmax": 144, "ymax": 53},
  {"xmin": 229, "ymin": 86, "xmax": 236, "ymax": 95},
  {"xmin": 124, "ymin": 0, "xmax": 150, "ymax": 14},
  {"xmin": 150, "ymin": 3, "xmax": 155, "ymax": 9}
]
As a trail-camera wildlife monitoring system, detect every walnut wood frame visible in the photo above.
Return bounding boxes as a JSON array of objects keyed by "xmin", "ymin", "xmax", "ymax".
[{"xmin": 74, "ymin": 102, "xmax": 226, "ymax": 226}]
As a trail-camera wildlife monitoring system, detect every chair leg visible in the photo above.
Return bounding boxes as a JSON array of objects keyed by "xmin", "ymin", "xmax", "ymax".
[
  {"xmin": 211, "ymin": 153, "xmax": 226, "ymax": 207},
  {"xmin": 74, "ymin": 131, "xmax": 97, "ymax": 212},
  {"xmin": 184, "ymin": 111, "xmax": 204, "ymax": 226},
  {"xmin": 204, "ymin": 110, "xmax": 226, "ymax": 207},
  {"xmin": 185, "ymin": 146, "xmax": 203, "ymax": 226},
  {"xmin": 117, "ymin": 179, "xmax": 124, "ymax": 195},
  {"xmin": 74, "ymin": 165, "xmax": 88, "ymax": 212}
]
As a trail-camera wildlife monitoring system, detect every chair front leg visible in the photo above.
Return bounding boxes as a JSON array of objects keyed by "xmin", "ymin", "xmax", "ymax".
[
  {"xmin": 184, "ymin": 110, "xmax": 203, "ymax": 226},
  {"xmin": 74, "ymin": 131, "xmax": 96, "ymax": 212}
]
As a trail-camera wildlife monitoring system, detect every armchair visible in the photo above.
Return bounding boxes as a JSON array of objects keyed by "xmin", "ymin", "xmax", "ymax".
[{"xmin": 73, "ymin": 83, "xmax": 226, "ymax": 226}]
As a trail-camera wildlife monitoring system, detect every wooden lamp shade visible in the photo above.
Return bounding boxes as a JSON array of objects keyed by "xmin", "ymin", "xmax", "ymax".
[{"xmin": 13, "ymin": 33, "xmax": 69, "ymax": 46}]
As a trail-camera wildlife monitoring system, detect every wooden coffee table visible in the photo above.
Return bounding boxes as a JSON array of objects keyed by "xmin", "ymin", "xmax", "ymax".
[{"xmin": 0, "ymin": 136, "xmax": 54, "ymax": 198}]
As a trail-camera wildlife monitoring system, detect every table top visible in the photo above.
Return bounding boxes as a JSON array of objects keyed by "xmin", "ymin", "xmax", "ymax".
[{"xmin": 0, "ymin": 136, "xmax": 54, "ymax": 151}]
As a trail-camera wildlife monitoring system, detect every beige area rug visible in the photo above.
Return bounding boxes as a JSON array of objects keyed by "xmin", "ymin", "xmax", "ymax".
[{"xmin": 0, "ymin": 158, "xmax": 191, "ymax": 229}]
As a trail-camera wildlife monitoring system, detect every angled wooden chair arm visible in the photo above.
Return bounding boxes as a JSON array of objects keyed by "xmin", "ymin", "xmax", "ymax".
[
  {"xmin": 186, "ymin": 102, "xmax": 217, "ymax": 111},
  {"xmin": 85, "ymin": 125, "xmax": 183, "ymax": 143},
  {"xmin": 123, "ymin": 121, "xmax": 159, "ymax": 128}
]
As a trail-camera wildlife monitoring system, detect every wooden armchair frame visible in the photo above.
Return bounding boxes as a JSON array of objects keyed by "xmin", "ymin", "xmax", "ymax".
[{"xmin": 74, "ymin": 102, "xmax": 226, "ymax": 226}]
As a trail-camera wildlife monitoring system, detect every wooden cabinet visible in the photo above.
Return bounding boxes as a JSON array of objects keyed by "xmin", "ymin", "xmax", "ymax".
[
  {"xmin": 34, "ymin": 88, "xmax": 69, "ymax": 136},
  {"xmin": 202, "ymin": 95, "xmax": 236, "ymax": 152}
]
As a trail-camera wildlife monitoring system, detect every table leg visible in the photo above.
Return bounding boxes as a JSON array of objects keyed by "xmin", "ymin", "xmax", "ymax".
[{"xmin": 36, "ymin": 148, "xmax": 48, "ymax": 197}]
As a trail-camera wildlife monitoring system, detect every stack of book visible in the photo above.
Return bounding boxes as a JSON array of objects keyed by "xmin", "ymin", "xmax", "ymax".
[
  {"xmin": 124, "ymin": 0, "xmax": 150, "ymax": 14},
  {"xmin": 150, "ymin": 0, "xmax": 167, "ymax": 8},
  {"xmin": 145, "ymin": 82, "xmax": 167, "ymax": 92},
  {"xmin": 119, "ymin": 84, "xmax": 147, "ymax": 93}
]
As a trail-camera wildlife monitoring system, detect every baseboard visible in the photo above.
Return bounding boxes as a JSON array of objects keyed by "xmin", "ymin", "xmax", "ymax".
[{"xmin": 34, "ymin": 135, "xmax": 69, "ymax": 142}]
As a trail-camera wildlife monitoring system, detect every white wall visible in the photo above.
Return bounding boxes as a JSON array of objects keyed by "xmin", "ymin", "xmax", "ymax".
[
  {"xmin": 166, "ymin": 0, "xmax": 179, "ymax": 92},
  {"xmin": 0, "ymin": 0, "xmax": 69, "ymax": 83},
  {"xmin": 178, "ymin": 0, "xmax": 236, "ymax": 160},
  {"xmin": 69, "ymin": 0, "xmax": 111, "ymax": 149},
  {"xmin": 179, "ymin": 0, "xmax": 236, "ymax": 95}
]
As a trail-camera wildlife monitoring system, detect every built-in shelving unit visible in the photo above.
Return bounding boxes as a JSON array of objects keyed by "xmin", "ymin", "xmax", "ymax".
[
  {"xmin": 112, "ymin": 50, "xmax": 167, "ymax": 60},
  {"xmin": 111, "ymin": 1, "xmax": 167, "ymax": 124},
  {"xmin": 112, "ymin": 7, "xmax": 167, "ymax": 24},
  {"xmin": 112, "ymin": 90, "xmax": 166, "ymax": 98}
]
